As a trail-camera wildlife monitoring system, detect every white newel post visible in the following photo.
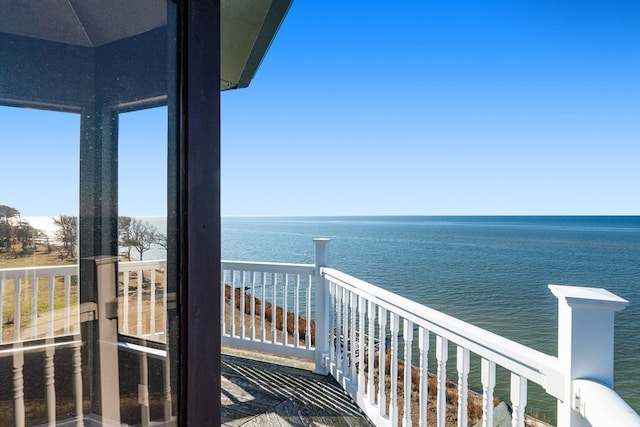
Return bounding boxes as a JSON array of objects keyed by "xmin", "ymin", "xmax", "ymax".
[
  {"xmin": 549, "ymin": 285, "xmax": 628, "ymax": 427},
  {"xmin": 95, "ymin": 255, "xmax": 121, "ymax": 425},
  {"xmin": 313, "ymin": 238, "xmax": 331, "ymax": 374}
]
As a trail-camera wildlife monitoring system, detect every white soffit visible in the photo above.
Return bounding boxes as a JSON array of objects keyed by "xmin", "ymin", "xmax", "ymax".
[{"xmin": 0, "ymin": 0, "xmax": 291, "ymax": 90}]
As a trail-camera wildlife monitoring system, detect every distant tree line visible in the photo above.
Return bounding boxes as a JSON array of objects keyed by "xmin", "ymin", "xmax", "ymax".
[
  {"xmin": 1, "ymin": 205, "xmax": 165, "ymax": 261},
  {"xmin": 118, "ymin": 216, "xmax": 166, "ymax": 261},
  {"xmin": 52, "ymin": 214, "xmax": 77, "ymax": 258},
  {"xmin": 0, "ymin": 204, "xmax": 77, "ymax": 259},
  {"xmin": 1, "ymin": 204, "xmax": 36, "ymax": 255}
]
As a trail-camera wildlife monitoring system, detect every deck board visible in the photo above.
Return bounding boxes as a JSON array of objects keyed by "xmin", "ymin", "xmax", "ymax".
[{"xmin": 221, "ymin": 350, "xmax": 373, "ymax": 426}]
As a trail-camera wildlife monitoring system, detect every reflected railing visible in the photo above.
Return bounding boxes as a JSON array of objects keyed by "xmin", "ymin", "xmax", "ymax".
[{"xmin": 0, "ymin": 265, "xmax": 83, "ymax": 426}]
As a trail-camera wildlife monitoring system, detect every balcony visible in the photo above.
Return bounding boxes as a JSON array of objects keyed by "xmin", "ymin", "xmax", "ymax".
[{"xmin": 1, "ymin": 239, "xmax": 639, "ymax": 426}]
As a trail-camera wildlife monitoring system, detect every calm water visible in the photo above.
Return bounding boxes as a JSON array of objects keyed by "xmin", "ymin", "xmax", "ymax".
[{"xmin": 222, "ymin": 216, "xmax": 640, "ymax": 420}]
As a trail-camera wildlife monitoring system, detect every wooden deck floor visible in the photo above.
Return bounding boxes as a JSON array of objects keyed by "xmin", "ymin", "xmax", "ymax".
[{"xmin": 221, "ymin": 348, "xmax": 373, "ymax": 426}]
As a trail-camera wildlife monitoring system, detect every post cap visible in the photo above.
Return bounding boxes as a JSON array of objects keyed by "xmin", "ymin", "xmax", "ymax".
[{"xmin": 548, "ymin": 284, "xmax": 629, "ymax": 312}]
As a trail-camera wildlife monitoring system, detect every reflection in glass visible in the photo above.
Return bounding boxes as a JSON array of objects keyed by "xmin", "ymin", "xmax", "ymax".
[
  {"xmin": 1, "ymin": 1, "xmax": 176, "ymax": 425},
  {"xmin": 0, "ymin": 107, "xmax": 82, "ymax": 425}
]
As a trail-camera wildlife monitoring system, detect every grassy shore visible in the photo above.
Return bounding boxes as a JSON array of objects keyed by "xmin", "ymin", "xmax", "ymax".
[{"xmin": 0, "ymin": 243, "xmax": 76, "ymax": 269}]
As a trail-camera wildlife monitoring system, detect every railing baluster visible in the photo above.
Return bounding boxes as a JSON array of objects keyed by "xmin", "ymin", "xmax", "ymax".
[
  {"xmin": 14, "ymin": 279, "xmax": 21, "ymax": 342},
  {"xmin": 457, "ymin": 346, "xmax": 470, "ymax": 427},
  {"xmin": 342, "ymin": 287, "xmax": 349, "ymax": 378},
  {"xmin": 13, "ymin": 344, "xmax": 25, "ymax": 427},
  {"xmin": 123, "ymin": 271, "xmax": 130, "ymax": 335},
  {"xmin": 73, "ymin": 273, "xmax": 79, "ymax": 335},
  {"xmin": 350, "ymin": 291, "xmax": 357, "ymax": 381},
  {"xmin": 358, "ymin": 294, "xmax": 366, "ymax": 392},
  {"xmin": 261, "ymin": 272, "xmax": 266, "ymax": 342},
  {"xmin": 72, "ymin": 340, "xmax": 83, "ymax": 426},
  {"xmin": 150, "ymin": 268, "xmax": 157, "ymax": 337},
  {"xmin": 31, "ymin": 276, "xmax": 37, "ymax": 338},
  {"xmin": 436, "ymin": 336, "xmax": 448, "ymax": 427},
  {"xmin": 335, "ymin": 284, "xmax": 343, "ymax": 379},
  {"xmin": 0, "ymin": 278, "xmax": 3, "ymax": 345},
  {"xmin": 389, "ymin": 313, "xmax": 399, "ymax": 426},
  {"xmin": 510, "ymin": 373, "xmax": 527, "ymax": 427},
  {"xmin": 305, "ymin": 274, "xmax": 312, "ymax": 350},
  {"xmin": 231, "ymin": 270, "xmax": 237, "ymax": 337},
  {"xmin": 294, "ymin": 274, "xmax": 300, "ymax": 346},
  {"xmin": 65, "ymin": 274, "xmax": 71, "ymax": 334},
  {"xmin": 271, "ymin": 272, "xmax": 277, "ymax": 343},
  {"xmin": 282, "ymin": 274, "xmax": 288, "ymax": 345},
  {"xmin": 45, "ymin": 340, "xmax": 56, "ymax": 426},
  {"xmin": 419, "ymin": 327, "xmax": 429, "ymax": 427},
  {"xmin": 48, "ymin": 276, "xmax": 55, "ymax": 338},
  {"xmin": 250, "ymin": 271, "xmax": 256, "ymax": 340},
  {"xmin": 403, "ymin": 319, "xmax": 413, "ymax": 427},
  {"xmin": 162, "ymin": 262, "xmax": 167, "ymax": 339},
  {"xmin": 163, "ymin": 350, "xmax": 172, "ymax": 421},
  {"xmin": 140, "ymin": 352, "xmax": 150, "ymax": 427},
  {"xmin": 220, "ymin": 269, "xmax": 226, "ymax": 336},
  {"xmin": 367, "ymin": 300, "xmax": 375, "ymax": 404},
  {"xmin": 481, "ymin": 358, "xmax": 496, "ymax": 427},
  {"xmin": 136, "ymin": 268, "xmax": 143, "ymax": 336},
  {"xmin": 240, "ymin": 271, "xmax": 246, "ymax": 339},
  {"xmin": 378, "ymin": 306, "xmax": 387, "ymax": 417},
  {"xmin": 329, "ymin": 280, "xmax": 336, "ymax": 369}
]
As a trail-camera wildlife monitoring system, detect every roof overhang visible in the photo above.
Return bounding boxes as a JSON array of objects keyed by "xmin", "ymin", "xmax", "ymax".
[{"xmin": 0, "ymin": 0, "xmax": 292, "ymax": 110}]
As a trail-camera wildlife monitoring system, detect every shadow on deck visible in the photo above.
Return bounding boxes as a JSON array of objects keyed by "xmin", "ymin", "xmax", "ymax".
[{"xmin": 221, "ymin": 348, "xmax": 373, "ymax": 426}]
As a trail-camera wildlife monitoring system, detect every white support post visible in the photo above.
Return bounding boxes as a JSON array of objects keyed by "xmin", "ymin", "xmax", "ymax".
[
  {"xmin": 549, "ymin": 285, "xmax": 628, "ymax": 427},
  {"xmin": 95, "ymin": 255, "xmax": 121, "ymax": 425},
  {"xmin": 313, "ymin": 238, "xmax": 331, "ymax": 374}
]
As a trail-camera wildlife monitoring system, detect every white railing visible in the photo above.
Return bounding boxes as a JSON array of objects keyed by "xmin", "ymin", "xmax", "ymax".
[
  {"xmin": 117, "ymin": 259, "xmax": 172, "ymax": 426},
  {"xmin": 310, "ymin": 242, "xmax": 640, "ymax": 427},
  {"xmin": 118, "ymin": 259, "xmax": 167, "ymax": 343},
  {"xmin": 0, "ymin": 260, "xmax": 169, "ymax": 427},
  {"xmin": 321, "ymin": 267, "xmax": 561, "ymax": 427},
  {"xmin": 0, "ymin": 265, "xmax": 83, "ymax": 426},
  {"xmin": 0, "ymin": 264, "xmax": 79, "ymax": 343},
  {"xmin": 221, "ymin": 260, "xmax": 316, "ymax": 360},
  {"xmin": 220, "ymin": 240, "xmax": 639, "ymax": 427}
]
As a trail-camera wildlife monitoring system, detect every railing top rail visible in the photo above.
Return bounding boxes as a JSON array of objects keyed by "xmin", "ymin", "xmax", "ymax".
[
  {"xmin": 222, "ymin": 260, "xmax": 315, "ymax": 275},
  {"xmin": 118, "ymin": 259, "xmax": 167, "ymax": 270},
  {"xmin": 0, "ymin": 336, "xmax": 81, "ymax": 357},
  {"xmin": 321, "ymin": 267, "xmax": 565, "ymax": 399},
  {"xmin": 0, "ymin": 264, "xmax": 78, "ymax": 279}
]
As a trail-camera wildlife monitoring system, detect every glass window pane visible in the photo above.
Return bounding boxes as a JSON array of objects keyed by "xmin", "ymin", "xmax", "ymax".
[
  {"xmin": 0, "ymin": 107, "xmax": 82, "ymax": 425},
  {"xmin": 1, "ymin": 2, "xmax": 177, "ymax": 425}
]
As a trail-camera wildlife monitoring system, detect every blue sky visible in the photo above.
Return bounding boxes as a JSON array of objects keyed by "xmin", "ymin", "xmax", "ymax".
[{"xmin": 2, "ymin": 1, "xmax": 639, "ymax": 216}]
